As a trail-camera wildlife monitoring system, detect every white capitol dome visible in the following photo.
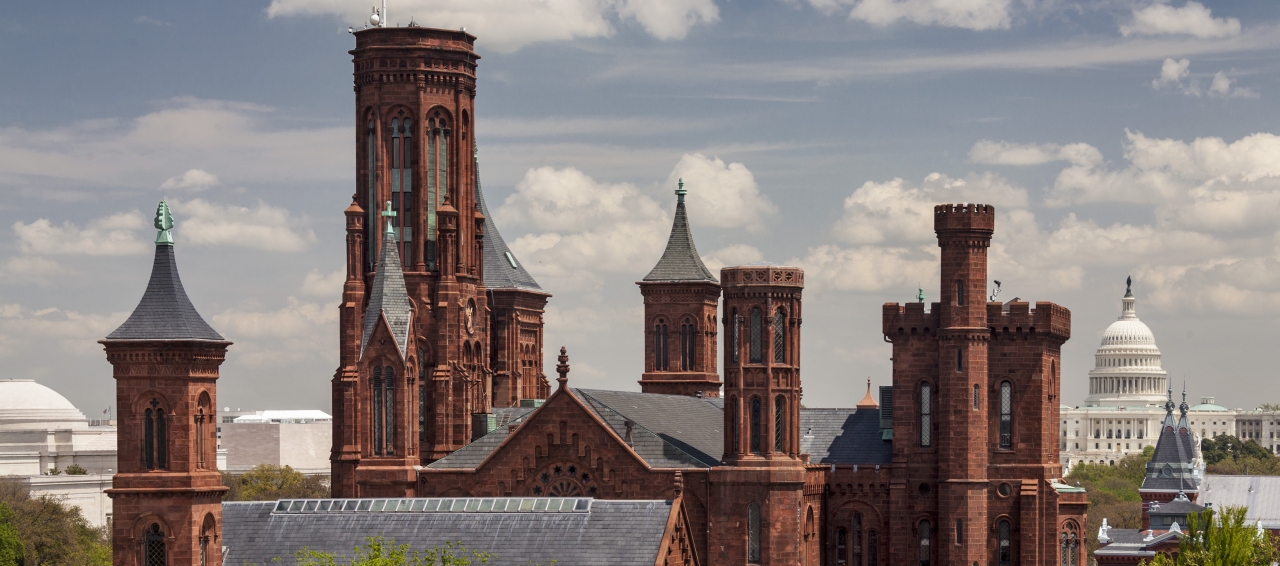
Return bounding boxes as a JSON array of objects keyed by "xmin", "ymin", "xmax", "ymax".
[
  {"xmin": 1083, "ymin": 285, "xmax": 1168, "ymax": 407},
  {"xmin": 0, "ymin": 379, "xmax": 90, "ymax": 431}
]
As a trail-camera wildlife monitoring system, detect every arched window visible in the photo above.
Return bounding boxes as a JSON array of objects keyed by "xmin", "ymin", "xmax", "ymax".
[
  {"xmin": 731, "ymin": 309, "xmax": 740, "ymax": 363},
  {"xmin": 749, "ymin": 308, "xmax": 763, "ymax": 363},
  {"xmin": 419, "ymin": 350, "xmax": 428, "ymax": 443},
  {"xmin": 774, "ymin": 396, "xmax": 785, "ymax": 453},
  {"xmin": 143, "ymin": 399, "xmax": 167, "ymax": 470},
  {"xmin": 1000, "ymin": 381, "xmax": 1013, "ymax": 449},
  {"xmin": 654, "ymin": 321, "xmax": 669, "ymax": 371},
  {"xmin": 425, "ymin": 113, "xmax": 449, "ymax": 270},
  {"xmin": 956, "ymin": 346, "xmax": 964, "ymax": 372},
  {"xmin": 384, "ymin": 367, "xmax": 396, "ymax": 455},
  {"xmin": 729, "ymin": 396, "xmax": 740, "ymax": 453},
  {"xmin": 681, "ymin": 318, "xmax": 695, "ymax": 371},
  {"xmin": 955, "ymin": 519, "xmax": 963, "ymax": 545},
  {"xmin": 851, "ymin": 512, "xmax": 863, "ymax": 566},
  {"xmin": 366, "ymin": 118, "xmax": 376, "ymax": 271},
  {"xmin": 998, "ymin": 520, "xmax": 1011, "ymax": 565},
  {"xmin": 747, "ymin": 503, "xmax": 762, "ymax": 563},
  {"xmin": 373, "ymin": 367, "xmax": 384, "ymax": 455},
  {"xmin": 955, "ymin": 280, "xmax": 964, "ymax": 306},
  {"xmin": 918, "ymin": 520, "xmax": 931, "ymax": 566},
  {"xmin": 920, "ymin": 383, "xmax": 932, "ymax": 447},
  {"xmin": 1060, "ymin": 523, "xmax": 1079, "ymax": 566},
  {"xmin": 773, "ymin": 308, "xmax": 785, "ymax": 364},
  {"xmin": 972, "ymin": 384, "xmax": 980, "ymax": 411},
  {"xmin": 195, "ymin": 394, "xmax": 210, "ymax": 470},
  {"xmin": 867, "ymin": 530, "xmax": 879, "ymax": 566},
  {"xmin": 200, "ymin": 514, "xmax": 216, "ymax": 566},
  {"xmin": 145, "ymin": 523, "xmax": 166, "ymax": 566},
  {"xmin": 750, "ymin": 397, "xmax": 762, "ymax": 454},
  {"xmin": 836, "ymin": 527, "xmax": 848, "ymax": 565},
  {"xmin": 390, "ymin": 116, "xmax": 414, "ymax": 265}
]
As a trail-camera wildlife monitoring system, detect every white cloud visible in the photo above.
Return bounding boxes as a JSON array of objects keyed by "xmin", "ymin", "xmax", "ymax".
[
  {"xmin": 300, "ymin": 269, "xmax": 345, "ymax": 298},
  {"xmin": 969, "ymin": 140, "xmax": 1102, "ymax": 167},
  {"xmin": 703, "ymin": 244, "xmax": 764, "ymax": 273},
  {"xmin": 1208, "ymin": 71, "xmax": 1259, "ymax": 98},
  {"xmin": 832, "ymin": 172, "xmax": 1028, "ymax": 245},
  {"xmin": 265, "ymin": 0, "xmax": 718, "ymax": 53},
  {"xmin": 1152, "ymin": 57, "xmax": 1193, "ymax": 92},
  {"xmin": 665, "ymin": 154, "xmax": 777, "ymax": 231},
  {"xmin": 0, "ymin": 305, "xmax": 129, "ymax": 355},
  {"xmin": 848, "ymin": 0, "xmax": 1013, "ymax": 30},
  {"xmin": 211, "ymin": 297, "xmax": 338, "ymax": 366},
  {"xmin": 13, "ymin": 211, "xmax": 150, "ymax": 256},
  {"xmin": 793, "ymin": 244, "xmax": 938, "ymax": 292},
  {"xmin": 161, "ymin": 169, "xmax": 220, "ymax": 192},
  {"xmin": 1121, "ymin": 2, "xmax": 1241, "ymax": 39},
  {"xmin": 172, "ymin": 198, "xmax": 315, "ymax": 252}
]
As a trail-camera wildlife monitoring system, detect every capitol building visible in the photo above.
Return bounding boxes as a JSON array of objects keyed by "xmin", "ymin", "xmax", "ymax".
[{"xmin": 1061, "ymin": 284, "xmax": 1272, "ymax": 472}]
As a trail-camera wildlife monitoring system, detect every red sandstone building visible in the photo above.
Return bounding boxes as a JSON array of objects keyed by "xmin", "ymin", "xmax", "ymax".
[{"xmin": 106, "ymin": 24, "xmax": 1089, "ymax": 566}]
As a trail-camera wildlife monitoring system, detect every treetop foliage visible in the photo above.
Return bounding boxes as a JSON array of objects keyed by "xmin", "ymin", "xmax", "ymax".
[
  {"xmin": 1201, "ymin": 436, "xmax": 1280, "ymax": 476},
  {"xmin": 293, "ymin": 537, "xmax": 506, "ymax": 566},
  {"xmin": 0, "ymin": 477, "xmax": 110, "ymax": 566},
  {"xmin": 221, "ymin": 464, "xmax": 331, "ymax": 501},
  {"xmin": 1140, "ymin": 506, "xmax": 1278, "ymax": 566}
]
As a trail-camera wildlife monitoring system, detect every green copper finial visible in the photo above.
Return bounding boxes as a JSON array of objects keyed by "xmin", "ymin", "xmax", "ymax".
[
  {"xmin": 154, "ymin": 200, "xmax": 174, "ymax": 245},
  {"xmin": 381, "ymin": 200, "xmax": 397, "ymax": 237},
  {"xmin": 916, "ymin": 286, "xmax": 926, "ymax": 304},
  {"xmin": 675, "ymin": 178, "xmax": 687, "ymax": 204}
]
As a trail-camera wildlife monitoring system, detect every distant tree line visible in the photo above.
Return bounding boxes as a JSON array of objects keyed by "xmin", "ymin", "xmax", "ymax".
[
  {"xmin": 1202, "ymin": 436, "xmax": 1280, "ymax": 475},
  {"xmin": 221, "ymin": 464, "xmax": 330, "ymax": 501}
]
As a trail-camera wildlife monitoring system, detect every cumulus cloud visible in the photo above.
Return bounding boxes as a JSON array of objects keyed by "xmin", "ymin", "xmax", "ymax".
[
  {"xmin": 161, "ymin": 169, "xmax": 220, "ymax": 192},
  {"xmin": 172, "ymin": 198, "xmax": 316, "ymax": 252},
  {"xmin": 0, "ymin": 304, "xmax": 129, "ymax": 355},
  {"xmin": 1149, "ymin": 58, "xmax": 1256, "ymax": 98},
  {"xmin": 665, "ymin": 154, "xmax": 777, "ymax": 231},
  {"xmin": 300, "ymin": 269, "xmax": 345, "ymax": 298},
  {"xmin": 832, "ymin": 172, "xmax": 1028, "ymax": 245},
  {"xmin": 211, "ymin": 297, "xmax": 338, "ymax": 366},
  {"xmin": 1152, "ymin": 57, "xmax": 1194, "ymax": 92},
  {"xmin": 793, "ymin": 244, "xmax": 937, "ymax": 292},
  {"xmin": 1121, "ymin": 2, "xmax": 1241, "ymax": 39},
  {"xmin": 1208, "ymin": 71, "xmax": 1259, "ymax": 98},
  {"xmin": 265, "ymin": 0, "xmax": 718, "ymax": 52},
  {"xmin": 13, "ymin": 211, "xmax": 150, "ymax": 256}
]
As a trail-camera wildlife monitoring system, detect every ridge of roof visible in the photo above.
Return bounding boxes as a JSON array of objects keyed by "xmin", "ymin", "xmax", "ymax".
[
  {"xmin": 642, "ymin": 184, "xmax": 716, "ymax": 283},
  {"xmin": 476, "ymin": 159, "xmax": 543, "ymax": 292},
  {"xmin": 360, "ymin": 207, "xmax": 412, "ymax": 358},
  {"xmin": 105, "ymin": 239, "xmax": 224, "ymax": 341}
]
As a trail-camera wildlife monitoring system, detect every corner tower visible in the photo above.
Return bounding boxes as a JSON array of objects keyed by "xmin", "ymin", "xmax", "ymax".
[
  {"xmin": 101, "ymin": 201, "xmax": 231, "ymax": 566},
  {"xmin": 637, "ymin": 181, "xmax": 722, "ymax": 398},
  {"xmin": 337, "ymin": 25, "xmax": 492, "ymax": 492}
]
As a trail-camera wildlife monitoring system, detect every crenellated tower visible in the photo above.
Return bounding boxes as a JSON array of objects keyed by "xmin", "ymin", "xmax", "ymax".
[
  {"xmin": 708, "ymin": 263, "xmax": 804, "ymax": 564},
  {"xmin": 101, "ymin": 201, "xmax": 231, "ymax": 566},
  {"xmin": 637, "ymin": 181, "xmax": 722, "ymax": 398}
]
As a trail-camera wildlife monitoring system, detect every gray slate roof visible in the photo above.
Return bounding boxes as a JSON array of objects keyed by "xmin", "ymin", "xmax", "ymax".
[
  {"xmin": 105, "ymin": 244, "xmax": 224, "ymax": 341},
  {"xmin": 574, "ymin": 389, "xmax": 724, "ymax": 468},
  {"xmin": 361, "ymin": 225, "xmax": 412, "ymax": 359},
  {"xmin": 1094, "ymin": 528, "xmax": 1180, "ymax": 558},
  {"xmin": 642, "ymin": 198, "xmax": 716, "ymax": 282},
  {"xmin": 427, "ymin": 407, "xmax": 536, "ymax": 469},
  {"xmin": 222, "ymin": 499, "xmax": 673, "ymax": 565},
  {"xmin": 800, "ymin": 408, "xmax": 892, "ymax": 465},
  {"xmin": 1141, "ymin": 425, "xmax": 1200, "ymax": 492},
  {"xmin": 1200, "ymin": 475, "xmax": 1280, "ymax": 528},
  {"xmin": 476, "ymin": 165, "xmax": 542, "ymax": 292}
]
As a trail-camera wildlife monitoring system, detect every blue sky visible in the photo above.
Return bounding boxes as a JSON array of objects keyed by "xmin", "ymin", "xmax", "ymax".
[{"xmin": 1, "ymin": 0, "xmax": 1279, "ymax": 415}]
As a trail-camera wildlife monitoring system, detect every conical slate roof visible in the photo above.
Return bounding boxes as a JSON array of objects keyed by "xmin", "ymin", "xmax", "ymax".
[
  {"xmin": 105, "ymin": 203, "xmax": 224, "ymax": 342},
  {"xmin": 642, "ymin": 184, "xmax": 716, "ymax": 283},
  {"xmin": 1142, "ymin": 388, "xmax": 1200, "ymax": 493},
  {"xmin": 476, "ymin": 165, "xmax": 542, "ymax": 292},
  {"xmin": 360, "ymin": 211, "xmax": 412, "ymax": 359}
]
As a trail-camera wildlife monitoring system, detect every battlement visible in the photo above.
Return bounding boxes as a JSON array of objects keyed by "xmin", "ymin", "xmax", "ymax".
[
  {"xmin": 353, "ymin": 26, "xmax": 477, "ymax": 54},
  {"xmin": 882, "ymin": 302, "xmax": 940, "ymax": 335},
  {"xmin": 720, "ymin": 265, "xmax": 804, "ymax": 289},
  {"xmin": 934, "ymin": 203, "xmax": 996, "ymax": 233},
  {"xmin": 986, "ymin": 301, "xmax": 1071, "ymax": 342}
]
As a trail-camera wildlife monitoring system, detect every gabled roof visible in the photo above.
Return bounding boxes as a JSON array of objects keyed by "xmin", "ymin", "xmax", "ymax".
[
  {"xmin": 361, "ymin": 217, "xmax": 412, "ymax": 359},
  {"xmin": 476, "ymin": 163, "xmax": 543, "ymax": 292},
  {"xmin": 106, "ymin": 243, "xmax": 224, "ymax": 341},
  {"xmin": 642, "ymin": 188, "xmax": 716, "ymax": 283},
  {"xmin": 427, "ymin": 407, "xmax": 537, "ymax": 469},
  {"xmin": 222, "ymin": 498, "xmax": 676, "ymax": 565},
  {"xmin": 1143, "ymin": 395, "xmax": 1201, "ymax": 493},
  {"xmin": 800, "ymin": 408, "xmax": 892, "ymax": 465},
  {"xmin": 573, "ymin": 388, "xmax": 723, "ymax": 468}
]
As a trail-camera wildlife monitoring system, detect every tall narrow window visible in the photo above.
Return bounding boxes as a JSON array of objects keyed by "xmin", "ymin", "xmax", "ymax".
[
  {"xmin": 972, "ymin": 384, "xmax": 980, "ymax": 411},
  {"xmin": 774, "ymin": 396, "xmax": 785, "ymax": 453},
  {"xmin": 773, "ymin": 308, "xmax": 785, "ymax": 364},
  {"xmin": 390, "ymin": 118, "xmax": 414, "ymax": 266},
  {"xmin": 956, "ymin": 347, "xmax": 964, "ymax": 372},
  {"xmin": 144, "ymin": 407, "xmax": 155, "ymax": 469},
  {"xmin": 145, "ymin": 523, "xmax": 166, "ymax": 566},
  {"xmin": 654, "ymin": 322, "xmax": 669, "ymax": 371},
  {"xmin": 1060, "ymin": 524, "xmax": 1079, "ymax": 566},
  {"xmin": 373, "ymin": 367, "xmax": 384, "ymax": 455},
  {"xmin": 195, "ymin": 405, "xmax": 206, "ymax": 470},
  {"xmin": 867, "ymin": 530, "xmax": 879, "ymax": 566},
  {"xmin": 955, "ymin": 519, "xmax": 963, "ymax": 545},
  {"xmin": 419, "ymin": 380, "xmax": 427, "ymax": 443},
  {"xmin": 384, "ymin": 367, "xmax": 395, "ymax": 455},
  {"xmin": 918, "ymin": 520, "xmax": 931, "ymax": 566},
  {"xmin": 366, "ymin": 119, "xmax": 376, "ymax": 271},
  {"xmin": 851, "ymin": 513, "xmax": 863, "ymax": 566},
  {"xmin": 998, "ymin": 520, "xmax": 1011, "ymax": 566},
  {"xmin": 155, "ymin": 408, "xmax": 167, "ymax": 470},
  {"xmin": 750, "ymin": 397, "xmax": 762, "ymax": 454},
  {"xmin": 681, "ymin": 318, "xmax": 694, "ymax": 371},
  {"xmin": 749, "ymin": 308, "xmax": 763, "ymax": 363},
  {"xmin": 956, "ymin": 280, "xmax": 964, "ymax": 306},
  {"xmin": 731, "ymin": 310, "xmax": 740, "ymax": 363},
  {"xmin": 729, "ymin": 396, "xmax": 740, "ymax": 453},
  {"xmin": 920, "ymin": 383, "xmax": 932, "ymax": 447},
  {"xmin": 1000, "ymin": 381, "xmax": 1013, "ymax": 449},
  {"xmin": 426, "ymin": 116, "xmax": 448, "ymax": 270},
  {"xmin": 836, "ymin": 527, "xmax": 848, "ymax": 565},
  {"xmin": 747, "ymin": 503, "xmax": 762, "ymax": 563}
]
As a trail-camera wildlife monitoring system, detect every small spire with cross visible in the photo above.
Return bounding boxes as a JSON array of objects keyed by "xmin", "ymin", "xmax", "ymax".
[
  {"xmin": 154, "ymin": 200, "xmax": 175, "ymax": 245},
  {"xmin": 675, "ymin": 178, "xmax": 687, "ymax": 204},
  {"xmin": 556, "ymin": 347, "xmax": 570, "ymax": 390},
  {"xmin": 382, "ymin": 200, "xmax": 397, "ymax": 237}
]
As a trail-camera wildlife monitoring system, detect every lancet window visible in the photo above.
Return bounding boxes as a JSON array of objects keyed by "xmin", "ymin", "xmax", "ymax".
[
  {"xmin": 680, "ymin": 318, "xmax": 695, "ymax": 371},
  {"xmin": 773, "ymin": 308, "xmax": 785, "ymax": 363},
  {"xmin": 774, "ymin": 396, "xmax": 785, "ymax": 453},
  {"xmin": 145, "ymin": 523, "xmax": 166, "ymax": 566},
  {"xmin": 750, "ymin": 397, "xmax": 762, "ymax": 454},
  {"xmin": 731, "ymin": 309, "xmax": 740, "ymax": 363},
  {"xmin": 998, "ymin": 520, "xmax": 1011, "ymax": 565},
  {"xmin": 425, "ymin": 112, "xmax": 449, "ymax": 270},
  {"xmin": 1000, "ymin": 381, "xmax": 1013, "ymax": 449},
  {"xmin": 654, "ymin": 320, "xmax": 669, "ymax": 371},
  {"xmin": 918, "ymin": 520, "xmax": 931, "ymax": 566},
  {"xmin": 920, "ymin": 383, "xmax": 932, "ymax": 447},
  {"xmin": 851, "ymin": 513, "xmax": 864, "ymax": 565},
  {"xmin": 143, "ymin": 398, "xmax": 167, "ymax": 470},
  {"xmin": 389, "ymin": 117, "xmax": 414, "ymax": 266},
  {"xmin": 372, "ymin": 366, "xmax": 396, "ymax": 456},
  {"xmin": 366, "ymin": 118, "xmax": 376, "ymax": 271},
  {"xmin": 747, "ymin": 502, "xmax": 762, "ymax": 563},
  {"xmin": 749, "ymin": 308, "xmax": 762, "ymax": 363}
]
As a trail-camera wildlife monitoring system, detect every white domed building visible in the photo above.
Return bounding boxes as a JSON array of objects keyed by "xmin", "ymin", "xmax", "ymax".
[
  {"xmin": 1083, "ymin": 288, "xmax": 1167, "ymax": 407},
  {"xmin": 0, "ymin": 379, "xmax": 116, "ymax": 527}
]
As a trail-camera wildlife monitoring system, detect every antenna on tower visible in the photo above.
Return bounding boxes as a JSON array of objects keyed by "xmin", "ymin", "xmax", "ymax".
[{"xmin": 383, "ymin": 0, "xmax": 387, "ymax": 27}]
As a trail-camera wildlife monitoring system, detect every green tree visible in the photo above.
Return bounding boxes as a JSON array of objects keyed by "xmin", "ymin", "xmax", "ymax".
[
  {"xmin": 0, "ymin": 477, "xmax": 110, "ymax": 566},
  {"xmin": 1141, "ymin": 506, "xmax": 1278, "ymax": 565},
  {"xmin": 221, "ymin": 465, "xmax": 331, "ymax": 501},
  {"xmin": 1257, "ymin": 404, "xmax": 1280, "ymax": 411},
  {"xmin": 295, "ymin": 537, "xmax": 497, "ymax": 565},
  {"xmin": 0, "ymin": 503, "xmax": 24, "ymax": 566},
  {"xmin": 1066, "ymin": 446, "xmax": 1154, "ymax": 559},
  {"xmin": 1201, "ymin": 437, "xmax": 1280, "ymax": 475},
  {"xmin": 63, "ymin": 464, "xmax": 88, "ymax": 476}
]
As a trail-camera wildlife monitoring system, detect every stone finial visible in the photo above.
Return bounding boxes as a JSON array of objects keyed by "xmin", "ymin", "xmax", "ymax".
[
  {"xmin": 673, "ymin": 470, "xmax": 684, "ymax": 496},
  {"xmin": 154, "ymin": 200, "xmax": 175, "ymax": 245},
  {"xmin": 675, "ymin": 178, "xmax": 687, "ymax": 204},
  {"xmin": 556, "ymin": 346, "xmax": 570, "ymax": 389},
  {"xmin": 382, "ymin": 200, "xmax": 397, "ymax": 237}
]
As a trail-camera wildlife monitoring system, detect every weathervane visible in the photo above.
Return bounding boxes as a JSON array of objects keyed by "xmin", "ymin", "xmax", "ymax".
[{"xmin": 382, "ymin": 200, "xmax": 397, "ymax": 237}]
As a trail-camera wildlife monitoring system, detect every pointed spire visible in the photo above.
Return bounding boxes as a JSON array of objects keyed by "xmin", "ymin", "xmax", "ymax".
[
  {"xmin": 360, "ymin": 200, "xmax": 412, "ymax": 359},
  {"xmin": 1178, "ymin": 382, "xmax": 1190, "ymax": 431},
  {"xmin": 642, "ymin": 180, "xmax": 716, "ymax": 282},
  {"xmin": 106, "ymin": 200, "xmax": 223, "ymax": 342},
  {"xmin": 857, "ymin": 378, "xmax": 879, "ymax": 409},
  {"xmin": 1163, "ymin": 386, "xmax": 1176, "ymax": 429},
  {"xmin": 556, "ymin": 347, "xmax": 570, "ymax": 390}
]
